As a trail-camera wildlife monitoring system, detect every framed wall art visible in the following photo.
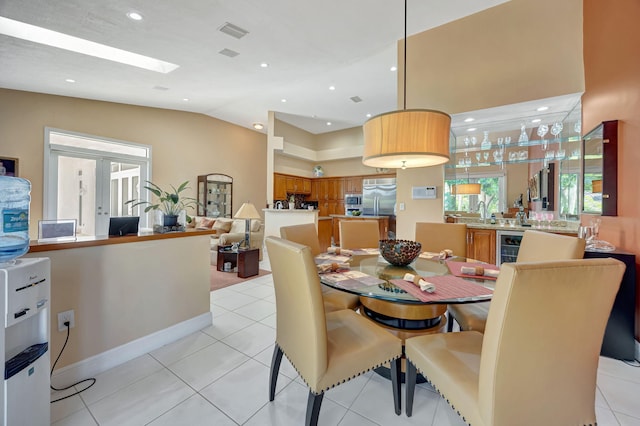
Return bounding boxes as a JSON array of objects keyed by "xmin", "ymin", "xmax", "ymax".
[{"xmin": 0, "ymin": 157, "xmax": 18, "ymax": 177}]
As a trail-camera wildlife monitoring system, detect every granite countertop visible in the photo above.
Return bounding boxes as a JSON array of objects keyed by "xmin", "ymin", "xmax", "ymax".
[
  {"xmin": 263, "ymin": 208, "xmax": 318, "ymax": 213},
  {"xmin": 329, "ymin": 214, "xmax": 389, "ymax": 219},
  {"xmin": 465, "ymin": 221, "xmax": 578, "ymax": 234}
]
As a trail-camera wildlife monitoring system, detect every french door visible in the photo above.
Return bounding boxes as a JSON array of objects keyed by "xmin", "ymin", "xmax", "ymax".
[{"xmin": 44, "ymin": 129, "xmax": 151, "ymax": 237}]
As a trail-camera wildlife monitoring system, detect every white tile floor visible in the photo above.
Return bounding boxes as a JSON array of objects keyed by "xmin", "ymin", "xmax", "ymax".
[{"xmin": 51, "ymin": 257, "xmax": 640, "ymax": 426}]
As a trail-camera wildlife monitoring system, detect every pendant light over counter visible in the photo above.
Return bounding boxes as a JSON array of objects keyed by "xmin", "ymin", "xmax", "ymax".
[
  {"xmin": 362, "ymin": 0, "xmax": 451, "ymax": 170},
  {"xmin": 451, "ymin": 183, "xmax": 481, "ymax": 195}
]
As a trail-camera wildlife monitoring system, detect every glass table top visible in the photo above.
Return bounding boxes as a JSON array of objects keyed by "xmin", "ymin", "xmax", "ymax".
[{"xmin": 318, "ymin": 254, "xmax": 495, "ymax": 305}]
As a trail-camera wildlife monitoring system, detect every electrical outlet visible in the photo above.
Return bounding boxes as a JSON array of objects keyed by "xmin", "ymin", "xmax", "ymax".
[{"xmin": 57, "ymin": 310, "xmax": 75, "ymax": 332}]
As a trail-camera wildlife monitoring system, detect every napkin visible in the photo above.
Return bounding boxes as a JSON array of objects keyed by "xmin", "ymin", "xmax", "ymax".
[
  {"xmin": 402, "ymin": 273, "xmax": 436, "ymax": 293},
  {"xmin": 420, "ymin": 249, "xmax": 454, "ymax": 260},
  {"xmin": 460, "ymin": 266, "xmax": 500, "ymax": 278},
  {"xmin": 327, "ymin": 247, "xmax": 353, "ymax": 256},
  {"xmin": 317, "ymin": 262, "xmax": 350, "ymax": 273}
]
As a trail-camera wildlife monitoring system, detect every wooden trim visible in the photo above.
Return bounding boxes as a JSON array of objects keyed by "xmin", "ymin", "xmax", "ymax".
[{"xmin": 28, "ymin": 228, "xmax": 216, "ymax": 253}]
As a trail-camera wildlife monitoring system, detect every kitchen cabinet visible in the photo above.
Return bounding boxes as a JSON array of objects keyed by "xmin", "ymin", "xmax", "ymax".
[
  {"xmin": 467, "ymin": 228, "xmax": 496, "ymax": 264},
  {"xmin": 309, "ymin": 180, "xmax": 319, "ymax": 201},
  {"xmin": 331, "ymin": 216, "xmax": 389, "ymax": 247},
  {"xmin": 274, "ymin": 174, "xmax": 287, "ymax": 200},
  {"xmin": 302, "ymin": 178, "xmax": 312, "ymax": 194},
  {"xmin": 344, "ymin": 177, "xmax": 362, "ymax": 194},
  {"xmin": 328, "ymin": 178, "xmax": 344, "ymax": 201},
  {"xmin": 317, "ymin": 219, "xmax": 332, "ymax": 249}
]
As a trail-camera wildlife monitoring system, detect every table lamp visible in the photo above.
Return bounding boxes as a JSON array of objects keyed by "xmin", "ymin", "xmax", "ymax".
[{"xmin": 234, "ymin": 202, "xmax": 261, "ymax": 248}]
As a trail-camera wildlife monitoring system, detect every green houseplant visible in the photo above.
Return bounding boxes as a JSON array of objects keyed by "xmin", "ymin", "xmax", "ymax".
[{"xmin": 126, "ymin": 180, "xmax": 199, "ymax": 227}]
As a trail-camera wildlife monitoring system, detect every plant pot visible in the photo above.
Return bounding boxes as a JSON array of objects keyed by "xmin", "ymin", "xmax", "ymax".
[{"xmin": 163, "ymin": 215, "xmax": 179, "ymax": 227}]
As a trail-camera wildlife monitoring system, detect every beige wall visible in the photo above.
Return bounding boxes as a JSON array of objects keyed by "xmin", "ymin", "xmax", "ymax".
[
  {"xmin": 403, "ymin": 0, "xmax": 584, "ymax": 114},
  {"xmin": 0, "ymin": 89, "xmax": 268, "ymax": 237},
  {"xmin": 26, "ymin": 235, "xmax": 211, "ymax": 371},
  {"xmin": 582, "ymin": 0, "xmax": 640, "ymax": 339}
]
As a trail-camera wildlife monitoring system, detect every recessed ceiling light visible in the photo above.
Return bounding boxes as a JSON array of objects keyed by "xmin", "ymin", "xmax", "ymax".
[
  {"xmin": 390, "ymin": 66, "xmax": 397, "ymax": 72},
  {"xmin": 65, "ymin": 78, "xmax": 75, "ymax": 83},
  {"xmin": 253, "ymin": 123, "xmax": 264, "ymax": 130},
  {"xmin": 464, "ymin": 117, "xmax": 475, "ymax": 123},
  {"xmin": 467, "ymin": 127, "xmax": 477, "ymax": 132},
  {"xmin": 260, "ymin": 62, "xmax": 268, "ymax": 68},
  {"xmin": 531, "ymin": 118, "xmax": 541, "ymax": 123},
  {"xmin": 281, "ymin": 99, "xmax": 287, "ymax": 103},
  {"xmin": 366, "ymin": 113, "xmax": 372, "ymax": 118},
  {"xmin": 0, "ymin": 17, "xmax": 178, "ymax": 73},
  {"xmin": 182, "ymin": 98, "xmax": 189, "ymax": 102},
  {"xmin": 126, "ymin": 11, "xmax": 143, "ymax": 21},
  {"xmin": 536, "ymin": 106, "xmax": 549, "ymax": 111},
  {"xmin": 326, "ymin": 122, "xmax": 332, "ymax": 126},
  {"xmin": 329, "ymin": 86, "xmax": 335, "ymax": 91}
]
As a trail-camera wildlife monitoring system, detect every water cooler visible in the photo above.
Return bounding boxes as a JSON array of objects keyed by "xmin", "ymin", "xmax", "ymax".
[{"xmin": 0, "ymin": 258, "xmax": 50, "ymax": 426}]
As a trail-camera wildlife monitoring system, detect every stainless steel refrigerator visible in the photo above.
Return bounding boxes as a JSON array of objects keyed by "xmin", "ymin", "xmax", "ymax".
[{"xmin": 362, "ymin": 178, "xmax": 396, "ymax": 216}]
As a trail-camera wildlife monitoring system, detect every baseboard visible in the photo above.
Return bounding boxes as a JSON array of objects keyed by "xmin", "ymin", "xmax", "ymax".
[{"xmin": 51, "ymin": 312, "xmax": 213, "ymax": 387}]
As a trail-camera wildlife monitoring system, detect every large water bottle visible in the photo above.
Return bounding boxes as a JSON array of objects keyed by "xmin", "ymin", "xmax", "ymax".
[{"xmin": 0, "ymin": 176, "xmax": 31, "ymax": 264}]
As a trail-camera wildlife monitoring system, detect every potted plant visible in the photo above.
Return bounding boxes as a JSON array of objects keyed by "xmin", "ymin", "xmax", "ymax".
[{"xmin": 126, "ymin": 180, "xmax": 199, "ymax": 228}]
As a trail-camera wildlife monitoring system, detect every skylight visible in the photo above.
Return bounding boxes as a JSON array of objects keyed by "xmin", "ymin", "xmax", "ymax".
[{"xmin": 0, "ymin": 17, "xmax": 179, "ymax": 74}]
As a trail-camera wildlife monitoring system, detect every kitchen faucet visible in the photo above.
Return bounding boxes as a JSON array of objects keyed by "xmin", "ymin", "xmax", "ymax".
[
  {"xmin": 275, "ymin": 201, "xmax": 283, "ymax": 209},
  {"xmin": 477, "ymin": 200, "xmax": 487, "ymax": 221}
]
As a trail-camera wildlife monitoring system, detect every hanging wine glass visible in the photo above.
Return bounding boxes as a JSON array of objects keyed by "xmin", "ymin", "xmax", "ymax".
[
  {"xmin": 470, "ymin": 136, "xmax": 477, "ymax": 146},
  {"xmin": 537, "ymin": 124, "xmax": 549, "ymax": 150},
  {"xmin": 574, "ymin": 121, "xmax": 581, "ymax": 134},
  {"xmin": 481, "ymin": 131, "xmax": 491, "ymax": 150},
  {"xmin": 551, "ymin": 122, "xmax": 563, "ymax": 138},
  {"xmin": 483, "ymin": 152, "xmax": 489, "ymax": 162},
  {"xmin": 475, "ymin": 153, "xmax": 481, "ymax": 163},
  {"xmin": 505, "ymin": 136, "xmax": 511, "ymax": 145},
  {"xmin": 464, "ymin": 136, "xmax": 470, "ymax": 147},
  {"xmin": 518, "ymin": 123, "xmax": 529, "ymax": 145}
]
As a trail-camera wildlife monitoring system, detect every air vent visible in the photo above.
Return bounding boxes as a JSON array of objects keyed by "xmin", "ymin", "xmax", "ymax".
[
  {"xmin": 350, "ymin": 96, "xmax": 363, "ymax": 103},
  {"xmin": 218, "ymin": 22, "xmax": 249, "ymax": 39},
  {"xmin": 153, "ymin": 85, "xmax": 169, "ymax": 91},
  {"xmin": 219, "ymin": 48, "xmax": 239, "ymax": 58}
]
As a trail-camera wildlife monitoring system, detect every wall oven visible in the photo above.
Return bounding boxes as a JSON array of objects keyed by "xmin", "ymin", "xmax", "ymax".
[
  {"xmin": 344, "ymin": 194, "xmax": 362, "ymax": 215},
  {"xmin": 496, "ymin": 230, "xmax": 524, "ymax": 265}
]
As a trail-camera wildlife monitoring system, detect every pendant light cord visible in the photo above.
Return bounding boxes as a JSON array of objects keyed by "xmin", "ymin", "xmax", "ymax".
[{"xmin": 403, "ymin": 0, "xmax": 407, "ymax": 111}]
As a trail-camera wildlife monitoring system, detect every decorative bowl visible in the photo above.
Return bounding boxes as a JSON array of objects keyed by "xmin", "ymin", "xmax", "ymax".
[{"xmin": 379, "ymin": 239, "xmax": 422, "ymax": 266}]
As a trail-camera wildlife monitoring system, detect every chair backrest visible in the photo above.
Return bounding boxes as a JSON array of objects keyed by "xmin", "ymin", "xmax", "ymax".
[
  {"xmin": 280, "ymin": 223, "xmax": 322, "ymax": 256},
  {"xmin": 339, "ymin": 220, "xmax": 380, "ymax": 249},
  {"xmin": 414, "ymin": 222, "xmax": 467, "ymax": 257},
  {"xmin": 516, "ymin": 230, "xmax": 585, "ymax": 262},
  {"xmin": 479, "ymin": 258, "xmax": 625, "ymax": 425},
  {"xmin": 265, "ymin": 237, "xmax": 328, "ymax": 385}
]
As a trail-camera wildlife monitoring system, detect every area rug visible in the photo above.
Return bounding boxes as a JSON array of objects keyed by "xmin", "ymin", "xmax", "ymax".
[{"xmin": 210, "ymin": 266, "xmax": 271, "ymax": 292}]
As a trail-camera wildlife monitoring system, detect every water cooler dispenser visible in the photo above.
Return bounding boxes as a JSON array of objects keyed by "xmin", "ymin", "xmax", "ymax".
[{"xmin": 0, "ymin": 258, "xmax": 50, "ymax": 425}]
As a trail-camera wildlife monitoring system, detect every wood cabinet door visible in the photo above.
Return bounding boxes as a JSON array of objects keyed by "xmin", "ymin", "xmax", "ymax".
[
  {"xmin": 302, "ymin": 178, "xmax": 312, "ymax": 194},
  {"xmin": 332, "ymin": 217, "xmax": 341, "ymax": 246},
  {"xmin": 318, "ymin": 179, "xmax": 329, "ymax": 200},
  {"xmin": 274, "ymin": 174, "xmax": 287, "ymax": 200},
  {"xmin": 318, "ymin": 202, "xmax": 329, "ymax": 217},
  {"xmin": 378, "ymin": 217, "xmax": 389, "ymax": 240},
  {"xmin": 285, "ymin": 177, "xmax": 295, "ymax": 193},
  {"xmin": 467, "ymin": 229, "xmax": 496, "ymax": 264},
  {"xmin": 309, "ymin": 180, "xmax": 319, "ymax": 201},
  {"xmin": 318, "ymin": 220, "xmax": 332, "ymax": 249}
]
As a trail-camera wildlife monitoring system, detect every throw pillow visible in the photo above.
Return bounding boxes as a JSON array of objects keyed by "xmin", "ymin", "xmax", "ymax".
[
  {"xmin": 197, "ymin": 217, "xmax": 215, "ymax": 229},
  {"xmin": 213, "ymin": 218, "xmax": 233, "ymax": 234},
  {"xmin": 250, "ymin": 219, "xmax": 262, "ymax": 232},
  {"xmin": 230, "ymin": 219, "xmax": 246, "ymax": 234}
]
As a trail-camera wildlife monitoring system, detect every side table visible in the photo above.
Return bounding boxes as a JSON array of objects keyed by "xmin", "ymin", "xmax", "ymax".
[{"xmin": 217, "ymin": 246, "xmax": 260, "ymax": 278}]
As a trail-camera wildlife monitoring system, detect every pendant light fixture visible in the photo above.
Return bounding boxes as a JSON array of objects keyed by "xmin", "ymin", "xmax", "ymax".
[
  {"xmin": 362, "ymin": 0, "xmax": 451, "ymax": 169},
  {"xmin": 452, "ymin": 183, "xmax": 481, "ymax": 195}
]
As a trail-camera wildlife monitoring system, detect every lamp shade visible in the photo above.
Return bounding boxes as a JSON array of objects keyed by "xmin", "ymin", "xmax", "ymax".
[
  {"xmin": 234, "ymin": 202, "xmax": 260, "ymax": 219},
  {"xmin": 362, "ymin": 109, "xmax": 451, "ymax": 169},
  {"xmin": 592, "ymin": 179, "xmax": 602, "ymax": 194},
  {"xmin": 452, "ymin": 183, "xmax": 481, "ymax": 195}
]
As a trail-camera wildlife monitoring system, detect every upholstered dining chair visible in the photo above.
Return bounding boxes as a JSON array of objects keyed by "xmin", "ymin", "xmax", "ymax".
[
  {"xmin": 405, "ymin": 258, "xmax": 625, "ymax": 425},
  {"xmin": 447, "ymin": 230, "xmax": 586, "ymax": 332},
  {"xmin": 339, "ymin": 219, "xmax": 380, "ymax": 249},
  {"xmin": 265, "ymin": 237, "xmax": 402, "ymax": 426},
  {"xmin": 414, "ymin": 222, "xmax": 467, "ymax": 257},
  {"xmin": 280, "ymin": 223, "xmax": 360, "ymax": 311}
]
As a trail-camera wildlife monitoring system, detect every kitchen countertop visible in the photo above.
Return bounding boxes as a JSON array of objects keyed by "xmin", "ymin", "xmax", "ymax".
[
  {"xmin": 263, "ymin": 208, "xmax": 318, "ymax": 213},
  {"xmin": 329, "ymin": 214, "xmax": 390, "ymax": 220},
  {"xmin": 465, "ymin": 222, "xmax": 578, "ymax": 234}
]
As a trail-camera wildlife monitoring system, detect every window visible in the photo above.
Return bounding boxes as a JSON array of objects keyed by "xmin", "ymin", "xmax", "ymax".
[
  {"xmin": 445, "ymin": 173, "xmax": 506, "ymax": 217},
  {"xmin": 44, "ymin": 128, "xmax": 151, "ymax": 236}
]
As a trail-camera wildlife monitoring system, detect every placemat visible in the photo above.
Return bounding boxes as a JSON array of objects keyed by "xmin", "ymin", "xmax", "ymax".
[
  {"xmin": 446, "ymin": 261, "xmax": 500, "ymax": 281},
  {"xmin": 315, "ymin": 253, "xmax": 351, "ymax": 264},
  {"xmin": 321, "ymin": 270, "xmax": 384, "ymax": 290},
  {"xmin": 390, "ymin": 275, "xmax": 493, "ymax": 302}
]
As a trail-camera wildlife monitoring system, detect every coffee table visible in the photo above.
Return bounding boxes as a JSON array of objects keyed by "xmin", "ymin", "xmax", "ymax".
[{"xmin": 217, "ymin": 246, "xmax": 259, "ymax": 278}]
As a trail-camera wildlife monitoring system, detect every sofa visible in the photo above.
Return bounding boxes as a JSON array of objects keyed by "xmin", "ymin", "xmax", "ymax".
[{"xmin": 188, "ymin": 216, "xmax": 264, "ymax": 265}]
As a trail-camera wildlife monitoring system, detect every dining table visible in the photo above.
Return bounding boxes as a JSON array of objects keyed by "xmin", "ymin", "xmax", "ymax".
[{"xmin": 316, "ymin": 250, "xmax": 497, "ymax": 341}]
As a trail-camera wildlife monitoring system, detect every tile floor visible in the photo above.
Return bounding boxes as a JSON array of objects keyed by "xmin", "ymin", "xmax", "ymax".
[{"xmin": 51, "ymin": 257, "xmax": 640, "ymax": 425}]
